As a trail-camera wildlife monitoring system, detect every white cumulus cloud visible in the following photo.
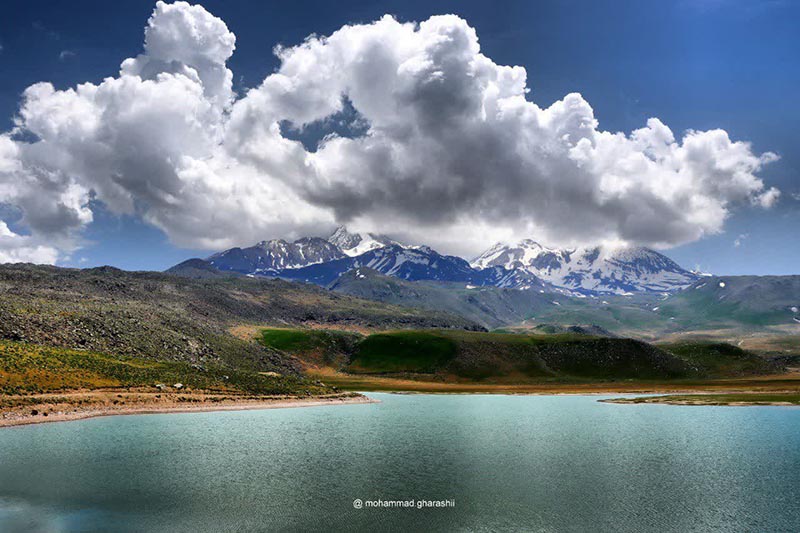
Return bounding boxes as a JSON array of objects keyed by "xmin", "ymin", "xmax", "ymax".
[
  {"xmin": 0, "ymin": 221, "xmax": 59, "ymax": 264},
  {"xmin": 0, "ymin": 1, "xmax": 781, "ymax": 263}
]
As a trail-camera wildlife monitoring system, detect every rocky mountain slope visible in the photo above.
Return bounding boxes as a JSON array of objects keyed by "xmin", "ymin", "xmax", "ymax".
[{"xmin": 656, "ymin": 275, "xmax": 800, "ymax": 327}]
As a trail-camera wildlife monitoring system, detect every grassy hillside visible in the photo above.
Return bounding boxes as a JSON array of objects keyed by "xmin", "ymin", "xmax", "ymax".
[
  {"xmin": 654, "ymin": 276, "xmax": 800, "ymax": 328},
  {"xmin": 658, "ymin": 342, "xmax": 779, "ymax": 378},
  {"xmin": 519, "ymin": 276, "xmax": 800, "ymax": 337},
  {"xmin": 0, "ymin": 340, "xmax": 329, "ymax": 396},
  {"xmin": 258, "ymin": 327, "xmax": 780, "ymax": 382},
  {"xmin": 0, "ymin": 264, "xmax": 482, "ymax": 381},
  {"xmin": 260, "ymin": 328, "xmax": 360, "ymax": 369}
]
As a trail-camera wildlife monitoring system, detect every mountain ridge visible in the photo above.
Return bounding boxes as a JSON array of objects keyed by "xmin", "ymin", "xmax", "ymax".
[
  {"xmin": 472, "ymin": 239, "xmax": 698, "ymax": 294},
  {"xmin": 175, "ymin": 227, "xmax": 700, "ymax": 296},
  {"xmin": 208, "ymin": 237, "xmax": 344, "ymax": 275}
]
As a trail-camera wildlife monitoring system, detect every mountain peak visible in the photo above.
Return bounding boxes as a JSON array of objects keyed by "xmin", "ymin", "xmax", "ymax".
[
  {"xmin": 208, "ymin": 236, "xmax": 344, "ymax": 274},
  {"xmin": 327, "ymin": 226, "xmax": 361, "ymax": 250},
  {"xmin": 327, "ymin": 225, "xmax": 398, "ymax": 257}
]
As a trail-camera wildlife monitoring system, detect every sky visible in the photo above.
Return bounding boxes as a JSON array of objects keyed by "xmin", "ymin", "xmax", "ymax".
[{"xmin": 0, "ymin": 0, "xmax": 797, "ymax": 274}]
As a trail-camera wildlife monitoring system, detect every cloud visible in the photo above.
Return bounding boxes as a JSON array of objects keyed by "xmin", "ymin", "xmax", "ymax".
[
  {"xmin": 733, "ymin": 233, "xmax": 749, "ymax": 247},
  {"xmin": 0, "ymin": 1, "xmax": 781, "ymax": 263},
  {"xmin": 59, "ymin": 50, "xmax": 76, "ymax": 61},
  {"xmin": 0, "ymin": 222, "xmax": 59, "ymax": 263}
]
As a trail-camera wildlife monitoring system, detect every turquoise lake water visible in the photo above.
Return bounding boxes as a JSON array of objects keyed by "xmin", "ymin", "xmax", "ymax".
[{"xmin": 1, "ymin": 393, "xmax": 799, "ymax": 532}]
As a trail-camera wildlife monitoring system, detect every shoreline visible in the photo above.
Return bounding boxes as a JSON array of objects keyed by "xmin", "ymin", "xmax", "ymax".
[
  {"xmin": 4, "ymin": 375, "xmax": 800, "ymax": 428},
  {"xmin": 601, "ymin": 392, "xmax": 800, "ymax": 407},
  {"xmin": 0, "ymin": 392, "xmax": 377, "ymax": 429}
]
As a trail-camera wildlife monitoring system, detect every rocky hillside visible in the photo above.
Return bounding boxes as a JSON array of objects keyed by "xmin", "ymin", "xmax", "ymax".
[{"xmin": 0, "ymin": 264, "xmax": 482, "ymax": 377}]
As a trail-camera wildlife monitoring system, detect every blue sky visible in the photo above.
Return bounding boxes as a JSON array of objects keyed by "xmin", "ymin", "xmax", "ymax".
[{"xmin": 0, "ymin": 0, "xmax": 797, "ymax": 274}]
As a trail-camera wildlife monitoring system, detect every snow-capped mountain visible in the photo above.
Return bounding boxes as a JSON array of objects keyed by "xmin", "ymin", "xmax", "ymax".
[
  {"xmin": 176, "ymin": 228, "xmax": 698, "ymax": 296},
  {"xmin": 278, "ymin": 244, "xmax": 483, "ymax": 286},
  {"xmin": 208, "ymin": 237, "xmax": 344, "ymax": 274},
  {"xmin": 472, "ymin": 240, "xmax": 698, "ymax": 294},
  {"xmin": 327, "ymin": 226, "xmax": 399, "ymax": 257}
]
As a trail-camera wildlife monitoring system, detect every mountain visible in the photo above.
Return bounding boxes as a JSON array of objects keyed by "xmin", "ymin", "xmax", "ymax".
[
  {"xmin": 207, "ymin": 237, "xmax": 344, "ymax": 275},
  {"xmin": 327, "ymin": 226, "xmax": 399, "ymax": 256},
  {"xmin": 204, "ymin": 226, "xmax": 398, "ymax": 275},
  {"xmin": 172, "ymin": 227, "xmax": 699, "ymax": 296},
  {"xmin": 166, "ymin": 256, "xmax": 800, "ymax": 339},
  {"xmin": 277, "ymin": 244, "xmax": 490, "ymax": 286},
  {"xmin": 472, "ymin": 240, "xmax": 698, "ymax": 294}
]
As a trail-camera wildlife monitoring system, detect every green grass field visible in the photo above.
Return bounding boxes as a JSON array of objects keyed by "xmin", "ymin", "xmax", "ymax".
[{"xmin": 349, "ymin": 331, "xmax": 458, "ymax": 373}]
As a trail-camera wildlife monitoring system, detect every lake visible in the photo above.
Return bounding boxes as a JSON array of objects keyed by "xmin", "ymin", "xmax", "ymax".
[{"xmin": 1, "ymin": 393, "xmax": 799, "ymax": 532}]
